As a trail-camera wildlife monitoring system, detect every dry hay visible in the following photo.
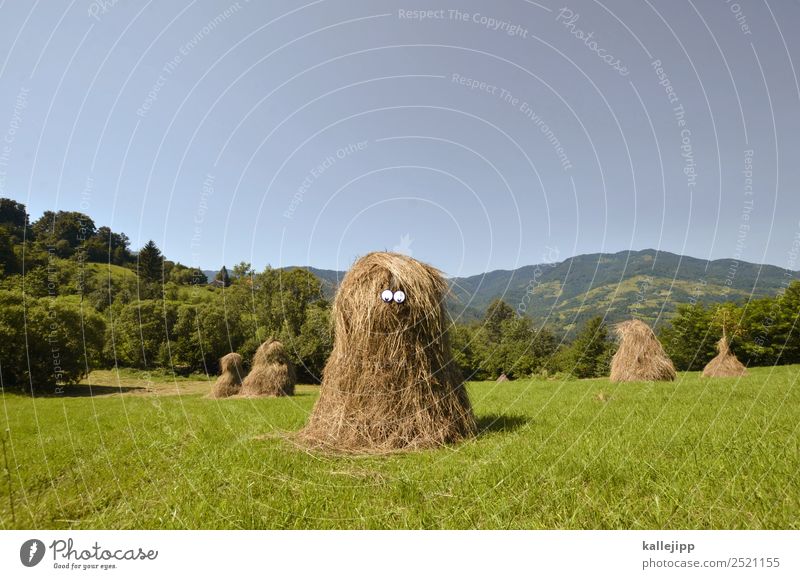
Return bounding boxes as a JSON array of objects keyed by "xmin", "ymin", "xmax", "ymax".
[
  {"xmin": 240, "ymin": 339, "xmax": 296, "ymax": 397},
  {"xmin": 609, "ymin": 319, "xmax": 676, "ymax": 382},
  {"xmin": 702, "ymin": 335, "xmax": 747, "ymax": 377},
  {"xmin": 296, "ymin": 251, "xmax": 476, "ymax": 454},
  {"xmin": 497, "ymin": 373, "xmax": 510, "ymax": 382},
  {"xmin": 208, "ymin": 352, "xmax": 244, "ymax": 398}
]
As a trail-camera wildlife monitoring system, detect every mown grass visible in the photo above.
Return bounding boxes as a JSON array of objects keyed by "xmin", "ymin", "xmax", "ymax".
[{"xmin": 1, "ymin": 365, "xmax": 798, "ymax": 529}]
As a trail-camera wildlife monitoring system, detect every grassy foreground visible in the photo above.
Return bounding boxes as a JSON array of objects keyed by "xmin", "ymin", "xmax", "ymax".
[{"xmin": 1, "ymin": 366, "xmax": 798, "ymax": 529}]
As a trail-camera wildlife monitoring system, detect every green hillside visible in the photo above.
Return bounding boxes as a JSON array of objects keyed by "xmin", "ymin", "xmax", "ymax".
[{"xmin": 84, "ymin": 261, "xmax": 137, "ymax": 284}]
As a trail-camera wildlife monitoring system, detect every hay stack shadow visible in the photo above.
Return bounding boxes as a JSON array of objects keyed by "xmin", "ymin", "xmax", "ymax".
[
  {"xmin": 208, "ymin": 353, "xmax": 244, "ymax": 398},
  {"xmin": 609, "ymin": 319, "xmax": 676, "ymax": 382},
  {"xmin": 703, "ymin": 334, "xmax": 747, "ymax": 377},
  {"xmin": 296, "ymin": 252, "xmax": 476, "ymax": 454},
  {"xmin": 240, "ymin": 339, "xmax": 296, "ymax": 397}
]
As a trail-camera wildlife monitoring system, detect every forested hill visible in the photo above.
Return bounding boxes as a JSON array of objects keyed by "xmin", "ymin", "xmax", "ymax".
[
  {"xmin": 449, "ymin": 249, "xmax": 795, "ymax": 329},
  {"xmin": 278, "ymin": 250, "xmax": 795, "ymax": 331}
]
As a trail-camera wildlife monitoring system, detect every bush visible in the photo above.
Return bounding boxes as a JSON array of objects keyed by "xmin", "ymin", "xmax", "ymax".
[
  {"xmin": 0, "ymin": 291, "xmax": 105, "ymax": 390},
  {"xmin": 105, "ymin": 300, "xmax": 177, "ymax": 369},
  {"xmin": 738, "ymin": 283, "xmax": 800, "ymax": 366},
  {"xmin": 449, "ymin": 324, "xmax": 488, "ymax": 381},
  {"xmin": 290, "ymin": 301, "xmax": 333, "ymax": 383},
  {"xmin": 555, "ymin": 316, "xmax": 615, "ymax": 378},
  {"xmin": 0, "ymin": 290, "xmax": 26, "ymax": 387},
  {"xmin": 170, "ymin": 301, "xmax": 245, "ymax": 374},
  {"xmin": 477, "ymin": 316, "xmax": 557, "ymax": 379}
]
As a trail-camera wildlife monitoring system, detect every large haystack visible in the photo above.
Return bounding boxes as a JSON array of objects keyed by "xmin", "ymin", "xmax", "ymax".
[
  {"xmin": 208, "ymin": 353, "xmax": 244, "ymax": 398},
  {"xmin": 609, "ymin": 319, "xmax": 676, "ymax": 382},
  {"xmin": 297, "ymin": 252, "xmax": 476, "ymax": 453},
  {"xmin": 702, "ymin": 335, "xmax": 747, "ymax": 377},
  {"xmin": 240, "ymin": 339, "xmax": 296, "ymax": 397}
]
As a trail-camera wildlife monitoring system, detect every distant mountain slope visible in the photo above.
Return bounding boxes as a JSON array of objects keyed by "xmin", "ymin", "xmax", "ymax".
[
  {"xmin": 447, "ymin": 249, "xmax": 795, "ymax": 332},
  {"xmin": 209, "ymin": 250, "xmax": 796, "ymax": 333}
]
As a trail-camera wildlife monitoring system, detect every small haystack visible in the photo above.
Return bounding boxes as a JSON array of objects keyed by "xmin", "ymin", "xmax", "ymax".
[
  {"xmin": 240, "ymin": 339, "xmax": 296, "ymax": 397},
  {"xmin": 702, "ymin": 335, "xmax": 747, "ymax": 377},
  {"xmin": 208, "ymin": 353, "xmax": 244, "ymax": 398},
  {"xmin": 297, "ymin": 252, "xmax": 476, "ymax": 453},
  {"xmin": 497, "ymin": 373, "xmax": 510, "ymax": 382},
  {"xmin": 609, "ymin": 319, "xmax": 676, "ymax": 382}
]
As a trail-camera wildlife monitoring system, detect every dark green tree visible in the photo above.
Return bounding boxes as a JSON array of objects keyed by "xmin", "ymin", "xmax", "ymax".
[
  {"xmin": 84, "ymin": 226, "xmax": 132, "ymax": 264},
  {"xmin": 483, "ymin": 298, "xmax": 516, "ymax": 342},
  {"xmin": 31, "ymin": 210, "xmax": 96, "ymax": 257},
  {"xmin": 215, "ymin": 265, "xmax": 231, "ymax": 287},
  {"xmin": 0, "ymin": 198, "xmax": 28, "ymax": 241},
  {"xmin": 557, "ymin": 316, "xmax": 614, "ymax": 378},
  {"xmin": 660, "ymin": 303, "xmax": 719, "ymax": 371},
  {"xmin": 137, "ymin": 240, "xmax": 163, "ymax": 284},
  {"xmin": 0, "ymin": 225, "xmax": 18, "ymax": 275},
  {"xmin": 0, "ymin": 290, "xmax": 27, "ymax": 387}
]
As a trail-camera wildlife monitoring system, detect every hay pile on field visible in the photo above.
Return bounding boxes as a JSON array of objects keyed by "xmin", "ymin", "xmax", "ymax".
[
  {"xmin": 703, "ymin": 335, "xmax": 747, "ymax": 377},
  {"xmin": 240, "ymin": 339, "xmax": 296, "ymax": 397},
  {"xmin": 208, "ymin": 353, "xmax": 244, "ymax": 398},
  {"xmin": 297, "ymin": 252, "xmax": 476, "ymax": 453},
  {"xmin": 609, "ymin": 319, "xmax": 676, "ymax": 382}
]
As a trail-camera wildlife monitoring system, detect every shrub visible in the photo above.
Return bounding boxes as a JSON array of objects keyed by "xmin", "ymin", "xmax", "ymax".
[
  {"xmin": 0, "ymin": 291, "xmax": 105, "ymax": 390},
  {"xmin": 171, "ymin": 301, "xmax": 245, "ymax": 374},
  {"xmin": 105, "ymin": 300, "xmax": 177, "ymax": 369},
  {"xmin": 556, "ymin": 316, "xmax": 615, "ymax": 378}
]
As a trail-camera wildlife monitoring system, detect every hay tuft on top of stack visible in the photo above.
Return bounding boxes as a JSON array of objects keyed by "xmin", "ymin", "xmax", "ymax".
[
  {"xmin": 208, "ymin": 352, "xmax": 244, "ymax": 398},
  {"xmin": 702, "ymin": 334, "xmax": 747, "ymax": 377},
  {"xmin": 297, "ymin": 251, "xmax": 476, "ymax": 454},
  {"xmin": 240, "ymin": 339, "xmax": 296, "ymax": 397},
  {"xmin": 609, "ymin": 319, "xmax": 676, "ymax": 382}
]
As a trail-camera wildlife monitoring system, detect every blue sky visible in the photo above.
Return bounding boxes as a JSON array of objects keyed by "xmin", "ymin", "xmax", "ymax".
[{"xmin": 0, "ymin": 0, "xmax": 798, "ymax": 276}]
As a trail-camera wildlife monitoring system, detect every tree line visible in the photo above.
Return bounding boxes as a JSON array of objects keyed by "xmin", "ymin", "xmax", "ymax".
[{"xmin": 0, "ymin": 197, "xmax": 798, "ymax": 391}]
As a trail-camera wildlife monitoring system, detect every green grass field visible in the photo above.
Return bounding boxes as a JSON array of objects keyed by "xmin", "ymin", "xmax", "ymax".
[{"xmin": 1, "ymin": 366, "xmax": 798, "ymax": 529}]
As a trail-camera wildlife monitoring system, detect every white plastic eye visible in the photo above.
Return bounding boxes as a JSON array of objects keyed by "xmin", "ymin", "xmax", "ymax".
[
  {"xmin": 381, "ymin": 289, "xmax": 393, "ymax": 303},
  {"xmin": 393, "ymin": 290, "xmax": 406, "ymax": 304}
]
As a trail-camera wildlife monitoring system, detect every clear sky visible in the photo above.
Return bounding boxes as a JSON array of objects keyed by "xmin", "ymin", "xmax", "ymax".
[{"xmin": 0, "ymin": 0, "xmax": 798, "ymax": 276}]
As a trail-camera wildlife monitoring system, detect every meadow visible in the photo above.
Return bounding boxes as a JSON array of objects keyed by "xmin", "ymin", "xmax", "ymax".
[{"xmin": 1, "ymin": 366, "xmax": 798, "ymax": 529}]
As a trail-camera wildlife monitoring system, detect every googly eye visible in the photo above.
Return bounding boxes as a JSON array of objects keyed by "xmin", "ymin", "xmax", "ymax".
[
  {"xmin": 381, "ymin": 289, "xmax": 393, "ymax": 303},
  {"xmin": 393, "ymin": 290, "xmax": 406, "ymax": 304}
]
